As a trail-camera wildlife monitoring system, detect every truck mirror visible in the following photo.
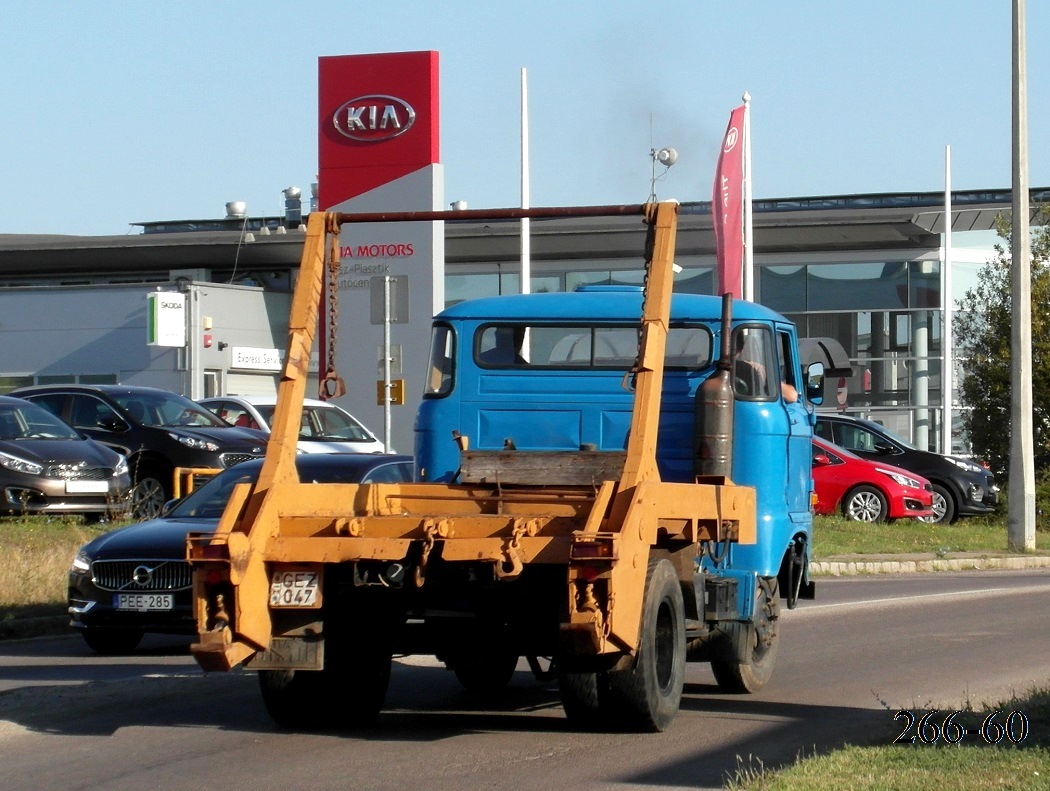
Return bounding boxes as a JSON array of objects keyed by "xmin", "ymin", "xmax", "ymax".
[{"xmin": 805, "ymin": 361, "xmax": 825, "ymax": 405}]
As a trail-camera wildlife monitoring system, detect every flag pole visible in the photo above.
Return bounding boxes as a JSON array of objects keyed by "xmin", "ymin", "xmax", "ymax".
[
  {"xmin": 520, "ymin": 67, "xmax": 531, "ymax": 295},
  {"xmin": 742, "ymin": 91, "xmax": 753, "ymax": 301}
]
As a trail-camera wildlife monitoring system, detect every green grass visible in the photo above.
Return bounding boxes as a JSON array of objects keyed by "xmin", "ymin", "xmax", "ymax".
[
  {"xmin": 811, "ymin": 514, "xmax": 1042, "ymax": 558},
  {"xmin": 728, "ymin": 686, "xmax": 1050, "ymax": 790}
]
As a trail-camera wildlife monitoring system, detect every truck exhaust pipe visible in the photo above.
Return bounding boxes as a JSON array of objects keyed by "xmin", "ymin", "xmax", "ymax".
[{"xmin": 694, "ymin": 293, "xmax": 734, "ymax": 479}]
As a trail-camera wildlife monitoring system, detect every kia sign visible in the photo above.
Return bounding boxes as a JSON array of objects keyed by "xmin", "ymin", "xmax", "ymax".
[
  {"xmin": 146, "ymin": 292, "xmax": 186, "ymax": 347},
  {"xmin": 333, "ymin": 95, "xmax": 416, "ymax": 142}
]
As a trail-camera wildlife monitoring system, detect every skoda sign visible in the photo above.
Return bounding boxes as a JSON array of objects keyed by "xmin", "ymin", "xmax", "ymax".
[{"xmin": 333, "ymin": 94, "xmax": 416, "ymax": 142}]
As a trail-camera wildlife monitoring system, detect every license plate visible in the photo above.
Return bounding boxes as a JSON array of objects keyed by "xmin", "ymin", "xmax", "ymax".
[
  {"xmin": 114, "ymin": 593, "xmax": 173, "ymax": 611},
  {"xmin": 67, "ymin": 480, "xmax": 109, "ymax": 493},
  {"xmin": 269, "ymin": 568, "xmax": 321, "ymax": 608}
]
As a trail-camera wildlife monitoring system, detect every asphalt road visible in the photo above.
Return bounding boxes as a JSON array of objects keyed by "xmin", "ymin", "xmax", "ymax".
[{"xmin": 1, "ymin": 569, "xmax": 1048, "ymax": 791}]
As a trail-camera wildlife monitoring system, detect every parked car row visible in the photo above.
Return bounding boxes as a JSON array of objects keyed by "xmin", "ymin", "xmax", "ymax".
[
  {"xmin": 814, "ymin": 413, "xmax": 999, "ymax": 524},
  {"xmin": 0, "ymin": 385, "xmax": 390, "ymax": 522}
]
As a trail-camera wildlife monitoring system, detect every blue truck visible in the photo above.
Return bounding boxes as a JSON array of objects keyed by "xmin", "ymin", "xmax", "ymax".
[{"xmin": 189, "ymin": 202, "xmax": 825, "ymax": 732}]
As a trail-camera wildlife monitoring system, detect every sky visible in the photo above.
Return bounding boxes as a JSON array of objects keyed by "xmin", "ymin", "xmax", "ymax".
[{"xmin": 3, "ymin": 1, "xmax": 1048, "ymax": 236}]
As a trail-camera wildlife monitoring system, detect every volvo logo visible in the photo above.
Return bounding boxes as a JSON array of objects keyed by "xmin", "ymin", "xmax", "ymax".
[
  {"xmin": 132, "ymin": 565, "xmax": 153, "ymax": 586},
  {"xmin": 333, "ymin": 94, "xmax": 416, "ymax": 142}
]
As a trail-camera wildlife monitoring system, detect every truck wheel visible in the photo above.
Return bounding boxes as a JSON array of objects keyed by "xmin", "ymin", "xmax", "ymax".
[
  {"xmin": 842, "ymin": 485, "xmax": 888, "ymax": 523},
  {"xmin": 82, "ymin": 627, "xmax": 143, "ymax": 655},
  {"xmin": 258, "ymin": 643, "xmax": 392, "ymax": 730},
  {"xmin": 711, "ymin": 577, "xmax": 780, "ymax": 694},
  {"xmin": 452, "ymin": 650, "xmax": 519, "ymax": 693},
  {"xmin": 602, "ymin": 558, "xmax": 686, "ymax": 732},
  {"xmin": 557, "ymin": 671, "xmax": 606, "ymax": 727}
]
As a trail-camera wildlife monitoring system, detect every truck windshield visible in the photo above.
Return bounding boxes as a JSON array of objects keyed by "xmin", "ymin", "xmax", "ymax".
[
  {"xmin": 425, "ymin": 324, "xmax": 455, "ymax": 396},
  {"xmin": 474, "ymin": 324, "xmax": 712, "ymax": 370}
]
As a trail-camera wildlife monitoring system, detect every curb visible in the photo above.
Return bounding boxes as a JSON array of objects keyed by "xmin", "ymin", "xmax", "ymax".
[{"xmin": 812, "ymin": 554, "xmax": 1050, "ymax": 576}]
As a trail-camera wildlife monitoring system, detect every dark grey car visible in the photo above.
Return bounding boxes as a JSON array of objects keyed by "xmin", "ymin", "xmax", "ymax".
[{"xmin": 0, "ymin": 395, "xmax": 130, "ymax": 519}]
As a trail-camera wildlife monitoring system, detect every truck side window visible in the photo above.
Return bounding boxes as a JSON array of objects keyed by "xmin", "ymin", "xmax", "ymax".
[
  {"xmin": 425, "ymin": 325, "xmax": 455, "ymax": 397},
  {"xmin": 732, "ymin": 326, "xmax": 775, "ymax": 399}
]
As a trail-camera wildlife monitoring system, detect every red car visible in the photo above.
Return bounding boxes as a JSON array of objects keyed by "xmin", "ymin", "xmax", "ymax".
[{"xmin": 811, "ymin": 436, "xmax": 935, "ymax": 523}]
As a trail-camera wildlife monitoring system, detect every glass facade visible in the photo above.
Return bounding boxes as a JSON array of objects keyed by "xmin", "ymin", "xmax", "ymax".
[{"xmin": 444, "ymin": 246, "xmax": 995, "ymax": 455}]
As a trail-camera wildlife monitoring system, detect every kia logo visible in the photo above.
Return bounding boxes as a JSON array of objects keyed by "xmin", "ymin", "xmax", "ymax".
[
  {"xmin": 333, "ymin": 94, "xmax": 416, "ymax": 142},
  {"xmin": 723, "ymin": 126, "xmax": 740, "ymax": 153}
]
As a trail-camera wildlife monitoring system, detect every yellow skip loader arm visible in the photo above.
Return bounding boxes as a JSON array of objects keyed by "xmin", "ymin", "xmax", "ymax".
[{"xmin": 187, "ymin": 202, "xmax": 756, "ymax": 683}]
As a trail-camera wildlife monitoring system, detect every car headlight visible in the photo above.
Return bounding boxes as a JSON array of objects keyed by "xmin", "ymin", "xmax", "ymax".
[
  {"xmin": 168, "ymin": 432, "xmax": 220, "ymax": 452},
  {"xmin": 946, "ymin": 456, "xmax": 984, "ymax": 474},
  {"xmin": 113, "ymin": 455, "xmax": 129, "ymax": 477},
  {"xmin": 71, "ymin": 551, "xmax": 91, "ymax": 573},
  {"xmin": 877, "ymin": 468, "xmax": 923, "ymax": 490},
  {"xmin": 0, "ymin": 450, "xmax": 43, "ymax": 476}
]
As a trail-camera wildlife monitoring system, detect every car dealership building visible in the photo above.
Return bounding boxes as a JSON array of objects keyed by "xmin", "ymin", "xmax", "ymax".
[{"xmin": 1, "ymin": 185, "xmax": 1046, "ymax": 455}]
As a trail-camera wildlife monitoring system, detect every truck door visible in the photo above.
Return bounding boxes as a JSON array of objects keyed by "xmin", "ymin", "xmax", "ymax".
[{"xmin": 777, "ymin": 327, "xmax": 812, "ymax": 518}]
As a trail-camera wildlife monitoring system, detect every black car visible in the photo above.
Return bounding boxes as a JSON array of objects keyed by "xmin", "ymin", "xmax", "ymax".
[
  {"xmin": 814, "ymin": 414, "xmax": 999, "ymax": 524},
  {"xmin": 68, "ymin": 453, "xmax": 414, "ymax": 654},
  {"xmin": 10, "ymin": 385, "xmax": 269, "ymax": 520}
]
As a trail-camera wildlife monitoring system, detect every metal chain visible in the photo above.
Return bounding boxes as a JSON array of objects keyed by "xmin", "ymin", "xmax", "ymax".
[{"xmin": 319, "ymin": 217, "xmax": 346, "ymax": 399}]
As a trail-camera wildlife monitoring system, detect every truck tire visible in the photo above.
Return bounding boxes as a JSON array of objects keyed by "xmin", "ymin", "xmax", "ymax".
[
  {"xmin": 557, "ymin": 670, "xmax": 606, "ymax": 728},
  {"xmin": 451, "ymin": 650, "xmax": 519, "ymax": 693},
  {"xmin": 258, "ymin": 642, "xmax": 392, "ymax": 730},
  {"xmin": 710, "ymin": 577, "xmax": 780, "ymax": 694},
  {"xmin": 601, "ymin": 558, "xmax": 686, "ymax": 732}
]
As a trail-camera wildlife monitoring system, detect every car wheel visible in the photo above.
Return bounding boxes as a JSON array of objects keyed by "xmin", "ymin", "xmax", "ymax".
[
  {"xmin": 917, "ymin": 483, "xmax": 957, "ymax": 525},
  {"xmin": 82, "ymin": 628, "xmax": 143, "ymax": 655},
  {"xmin": 843, "ymin": 485, "xmax": 888, "ymax": 523},
  {"xmin": 129, "ymin": 475, "xmax": 168, "ymax": 521}
]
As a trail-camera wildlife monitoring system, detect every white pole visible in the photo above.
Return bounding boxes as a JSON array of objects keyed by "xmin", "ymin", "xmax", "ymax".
[
  {"xmin": 1009, "ymin": 0, "xmax": 1035, "ymax": 549},
  {"xmin": 742, "ymin": 92, "xmax": 754, "ymax": 301},
  {"xmin": 520, "ymin": 67, "xmax": 531, "ymax": 295},
  {"xmin": 383, "ymin": 275, "xmax": 392, "ymax": 453},
  {"xmin": 942, "ymin": 145, "xmax": 954, "ymax": 456}
]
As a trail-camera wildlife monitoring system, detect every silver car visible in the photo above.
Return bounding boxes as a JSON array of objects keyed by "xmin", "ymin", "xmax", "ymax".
[{"xmin": 0, "ymin": 395, "xmax": 130, "ymax": 519}]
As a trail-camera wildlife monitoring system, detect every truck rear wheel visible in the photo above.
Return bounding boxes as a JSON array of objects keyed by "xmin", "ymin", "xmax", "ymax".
[
  {"xmin": 258, "ymin": 630, "xmax": 392, "ymax": 729},
  {"xmin": 601, "ymin": 558, "xmax": 686, "ymax": 732},
  {"xmin": 557, "ymin": 670, "xmax": 605, "ymax": 727},
  {"xmin": 710, "ymin": 577, "xmax": 780, "ymax": 693},
  {"xmin": 451, "ymin": 650, "xmax": 519, "ymax": 693}
]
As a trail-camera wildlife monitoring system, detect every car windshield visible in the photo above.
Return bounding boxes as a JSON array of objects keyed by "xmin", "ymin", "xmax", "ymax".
[
  {"xmin": 169, "ymin": 464, "xmax": 260, "ymax": 519},
  {"xmin": 858, "ymin": 418, "xmax": 916, "ymax": 450},
  {"xmin": 112, "ymin": 392, "xmax": 228, "ymax": 429},
  {"xmin": 255, "ymin": 405, "xmax": 375, "ymax": 442},
  {"xmin": 0, "ymin": 401, "xmax": 81, "ymax": 441}
]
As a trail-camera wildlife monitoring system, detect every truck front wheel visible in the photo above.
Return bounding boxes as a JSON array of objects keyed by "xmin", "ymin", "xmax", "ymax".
[
  {"xmin": 602, "ymin": 558, "xmax": 686, "ymax": 732},
  {"xmin": 710, "ymin": 576, "xmax": 780, "ymax": 693}
]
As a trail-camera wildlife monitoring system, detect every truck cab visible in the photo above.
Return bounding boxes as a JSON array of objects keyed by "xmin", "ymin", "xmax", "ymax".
[{"xmin": 416, "ymin": 286, "xmax": 822, "ymax": 597}]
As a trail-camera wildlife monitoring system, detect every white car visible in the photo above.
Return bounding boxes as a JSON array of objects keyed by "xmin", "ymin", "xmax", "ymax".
[{"xmin": 198, "ymin": 395, "xmax": 387, "ymax": 454}]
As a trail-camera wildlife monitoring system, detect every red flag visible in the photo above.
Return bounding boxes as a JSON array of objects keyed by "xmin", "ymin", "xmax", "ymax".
[{"xmin": 712, "ymin": 105, "xmax": 746, "ymax": 299}]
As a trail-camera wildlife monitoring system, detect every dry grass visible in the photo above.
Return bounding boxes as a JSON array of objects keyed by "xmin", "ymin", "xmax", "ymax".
[{"xmin": 0, "ymin": 517, "xmax": 117, "ymax": 615}]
